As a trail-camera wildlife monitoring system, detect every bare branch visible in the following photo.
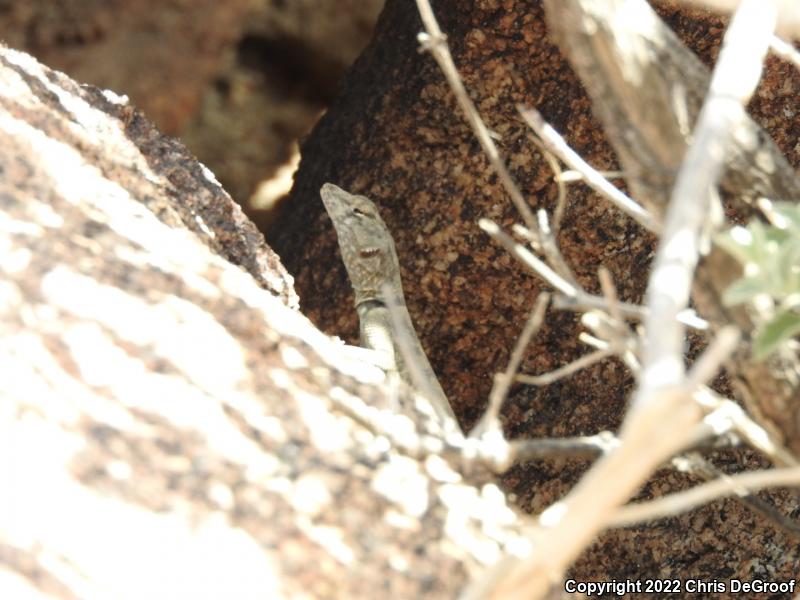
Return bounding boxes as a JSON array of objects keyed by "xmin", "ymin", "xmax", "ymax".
[
  {"xmin": 478, "ymin": 219, "xmax": 578, "ymax": 297},
  {"xmin": 610, "ymin": 467, "xmax": 800, "ymax": 527},
  {"xmin": 471, "ymin": 294, "xmax": 551, "ymax": 437},
  {"xmin": 636, "ymin": 0, "xmax": 777, "ymax": 409},
  {"xmin": 516, "ymin": 348, "xmax": 613, "ymax": 386},
  {"xmin": 770, "ymin": 36, "xmax": 800, "ymax": 69},
  {"xmin": 487, "ymin": 3, "xmax": 783, "ymax": 596},
  {"xmin": 598, "ymin": 266, "xmax": 624, "ymax": 326},
  {"xmin": 529, "ymin": 137, "xmax": 570, "ymax": 232},
  {"xmin": 519, "ymin": 107, "xmax": 660, "ymax": 233},
  {"xmin": 414, "ymin": 0, "xmax": 539, "ymax": 234},
  {"xmin": 671, "ymin": 453, "xmax": 800, "ymax": 539},
  {"xmin": 557, "ymin": 170, "xmax": 625, "ymax": 183},
  {"xmin": 701, "ymin": 393, "xmax": 799, "ymax": 466},
  {"xmin": 685, "ymin": 326, "xmax": 740, "ymax": 390},
  {"xmin": 379, "ymin": 282, "xmax": 459, "ymax": 429},
  {"xmin": 674, "ymin": 0, "xmax": 800, "ymax": 37},
  {"xmin": 554, "ymin": 294, "xmax": 709, "ymax": 330},
  {"xmin": 507, "ymin": 432, "xmax": 619, "ymax": 462},
  {"xmin": 536, "ymin": 209, "xmax": 579, "ymax": 287},
  {"xmin": 540, "ymin": 0, "xmax": 799, "ymax": 453}
]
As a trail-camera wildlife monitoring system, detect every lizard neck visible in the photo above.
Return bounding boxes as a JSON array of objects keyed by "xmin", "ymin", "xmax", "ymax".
[{"xmin": 352, "ymin": 271, "xmax": 405, "ymax": 308}]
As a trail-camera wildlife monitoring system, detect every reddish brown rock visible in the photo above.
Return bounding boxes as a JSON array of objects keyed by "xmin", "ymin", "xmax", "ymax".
[
  {"xmin": 270, "ymin": 0, "xmax": 800, "ymax": 588},
  {"xmin": 0, "ymin": 45, "xmax": 524, "ymax": 599}
]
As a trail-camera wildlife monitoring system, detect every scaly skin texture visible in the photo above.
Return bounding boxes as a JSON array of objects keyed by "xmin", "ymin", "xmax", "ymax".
[{"xmin": 320, "ymin": 183, "xmax": 457, "ymax": 426}]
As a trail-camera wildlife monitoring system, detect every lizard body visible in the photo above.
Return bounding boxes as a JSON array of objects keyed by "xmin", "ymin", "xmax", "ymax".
[{"xmin": 320, "ymin": 183, "xmax": 457, "ymax": 426}]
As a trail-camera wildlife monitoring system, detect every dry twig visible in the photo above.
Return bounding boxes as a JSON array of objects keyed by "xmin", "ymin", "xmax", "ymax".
[
  {"xmin": 478, "ymin": 219, "xmax": 577, "ymax": 297},
  {"xmin": 770, "ymin": 36, "xmax": 800, "ymax": 69},
  {"xmin": 490, "ymin": 3, "xmax": 782, "ymax": 596},
  {"xmin": 611, "ymin": 467, "xmax": 800, "ymax": 527},
  {"xmin": 519, "ymin": 107, "xmax": 659, "ymax": 233},
  {"xmin": 516, "ymin": 349, "xmax": 613, "ymax": 386},
  {"xmin": 471, "ymin": 294, "xmax": 551, "ymax": 439},
  {"xmin": 414, "ymin": 0, "xmax": 539, "ymax": 235}
]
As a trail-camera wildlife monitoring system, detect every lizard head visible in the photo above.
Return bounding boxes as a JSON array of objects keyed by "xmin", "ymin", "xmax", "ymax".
[{"xmin": 320, "ymin": 183, "xmax": 401, "ymax": 305}]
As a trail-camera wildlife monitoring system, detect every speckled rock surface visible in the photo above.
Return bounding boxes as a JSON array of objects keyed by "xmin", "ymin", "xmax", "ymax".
[
  {"xmin": 1, "ymin": 45, "xmax": 528, "ymax": 599},
  {"xmin": 0, "ymin": 40, "xmax": 297, "ymax": 307},
  {"xmin": 270, "ymin": 0, "xmax": 800, "ymax": 590},
  {"xmin": 118, "ymin": 100, "xmax": 299, "ymax": 309}
]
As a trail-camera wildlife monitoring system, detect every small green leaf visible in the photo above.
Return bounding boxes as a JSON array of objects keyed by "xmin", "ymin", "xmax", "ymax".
[
  {"xmin": 715, "ymin": 226, "xmax": 757, "ymax": 266},
  {"xmin": 772, "ymin": 202, "xmax": 800, "ymax": 235},
  {"xmin": 774, "ymin": 238, "xmax": 800, "ymax": 297},
  {"xmin": 723, "ymin": 276, "xmax": 769, "ymax": 306},
  {"xmin": 753, "ymin": 309, "xmax": 800, "ymax": 361},
  {"xmin": 716, "ymin": 222, "xmax": 789, "ymax": 267}
]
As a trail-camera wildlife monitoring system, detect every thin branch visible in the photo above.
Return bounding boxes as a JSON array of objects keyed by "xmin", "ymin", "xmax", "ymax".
[
  {"xmin": 381, "ymin": 283, "xmax": 459, "ymax": 428},
  {"xmin": 557, "ymin": 170, "xmax": 626, "ymax": 183},
  {"xmin": 414, "ymin": 0, "xmax": 539, "ymax": 235},
  {"xmin": 610, "ymin": 467, "xmax": 800, "ymax": 527},
  {"xmin": 583, "ymin": 269, "xmax": 638, "ymax": 360},
  {"xmin": 700, "ymin": 392, "xmax": 799, "ymax": 466},
  {"xmin": 511, "ymin": 223, "xmax": 538, "ymax": 244},
  {"xmin": 758, "ymin": 196, "xmax": 789, "ymax": 227},
  {"xmin": 470, "ymin": 294, "xmax": 550, "ymax": 438},
  {"xmin": 536, "ymin": 209, "xmax": 579, "ymax": 287},
  {"xmin": 479, "ymin": 218, "xmax": 578, "ymax": 296},
  {"xmin": 507, "ymin": 432, "xmax": 619, "ymax": 462},
  {"xmin": 527, "ymin": 134, "xmax": 569, "ymax": 231},
  {"xmin": 674, "ymin": 0, "xmax": 800, "ymax": 37},
  {"xmin": 598, "ymin": 266, "xmax": 623, "ymax": 326},
  {"xmin": 677, "ymin": 453, "xmax": 800, "ymax": 539},
  {"xmin": 770, "ymin": 35, "xmax": 800, "ymax": 69},
  {"xmin": 736, "ymin": 492, "xmax": 800, "ymax": 538},
  {"xmin": 506, "ymin": 427, "xmax": 744, "ymax": 469},
  {"xmin": 579, "ymin": 332, "xmax": 610, "ymax": 351},
  {"xmin": 635, "ymin": 0, "xmax": 776, "ymax": 409},
  {"xmin": 554, "ymin": 294, "xmax": 709, "ymax": 330},
  {"xmin": 519, "ymin": 107, "xmax": 660, "ymax": 233},
  {"xmin": 489, "ymin": 4, "xmax": 781, "ymax": 596},
  {"xmin": 516, "ymin": 348, "xmax": 613, "ymax": 386},
  {"xmin": 685, "ymin": 326, "xmax": 740, "ymax": 390}
]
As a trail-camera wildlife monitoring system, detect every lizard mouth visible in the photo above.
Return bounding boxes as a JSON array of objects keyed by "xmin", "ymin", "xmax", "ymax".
[{"xmin": 358, "ymin": 248, "xmax": 381, "ymax": 258}]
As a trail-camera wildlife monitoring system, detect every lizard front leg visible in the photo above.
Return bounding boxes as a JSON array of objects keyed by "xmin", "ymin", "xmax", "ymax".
[{"xmin": 357, "ymin": 300, "xmax": 398, "ymax": 374}]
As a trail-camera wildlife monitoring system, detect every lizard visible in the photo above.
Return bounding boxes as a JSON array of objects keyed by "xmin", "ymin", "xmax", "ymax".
[{"xmin": 320, "ymin": 183, "xmax": 458, "ymax": 428}]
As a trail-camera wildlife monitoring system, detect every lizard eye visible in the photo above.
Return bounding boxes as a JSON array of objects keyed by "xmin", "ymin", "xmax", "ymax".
[
  {"xmin": 359, "ymin": 248, "xmax": 380, "ymax": 258},
  {"xmin": 352, "ymin": 208, "xmax": 370, "ymax": 218}
]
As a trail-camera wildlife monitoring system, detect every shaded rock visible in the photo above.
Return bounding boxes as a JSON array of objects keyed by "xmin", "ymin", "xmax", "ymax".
[{"xmin": 270, "ymin": 0, "xmax": 800, "ymax": 588}]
